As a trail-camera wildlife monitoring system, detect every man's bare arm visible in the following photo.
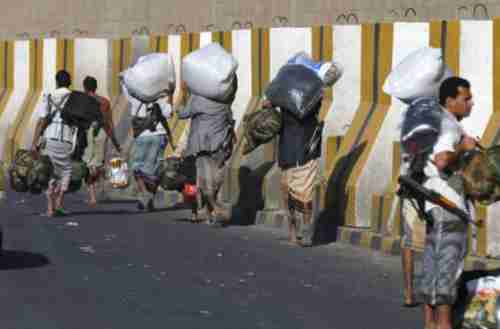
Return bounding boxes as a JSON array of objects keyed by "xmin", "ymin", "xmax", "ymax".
[{"xmin": 31, "ymin": 118, "xmax": 48, "ymax": 152}]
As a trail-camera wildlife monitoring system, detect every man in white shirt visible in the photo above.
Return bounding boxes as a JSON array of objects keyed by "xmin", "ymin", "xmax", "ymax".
[
  {"xmin": 123, "ymin": 85, "xmax": 173, "ymax": 211},
  {"xmin": 419, "ymin": 77, "xmax": 477, "ymax": 329},
  {"xmin": 31, "ymin": 70, "xmax": 75, "ymax": 217}
]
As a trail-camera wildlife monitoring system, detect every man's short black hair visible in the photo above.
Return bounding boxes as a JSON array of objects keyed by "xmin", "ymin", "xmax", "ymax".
[
  {"xmin": 83, "ymin": 76, "xmax": 98, "ymax": 93},
  {"xmin": 439, "ymin": 76, "xmax": 471, "ymax": 106},
  {"xmin": 56, "ymin": 70, "xmax": 71, "ymax": 88}
]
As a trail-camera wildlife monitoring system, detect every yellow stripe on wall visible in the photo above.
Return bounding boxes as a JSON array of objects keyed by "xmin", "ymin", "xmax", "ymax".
[
  {"xmin": 149, "ymin": 36, "xmax": 168, "ymax": 53},
  {"xmin": 480, "ymin": 20, "xmax": 500, "ymax": 147},
  {"xmin": 212, "ymin": 31, "xmax": 232, "ymax": 52},
  {"xmin": 323, "ymin": 24, "xmax": 375, "ymax": 220},
  {"xmin": 56, "ymin": 39, "xmax": 75, "ymax": 84},
  {"xmin": 429, "ymin": 21, "xmax": 443, "ymax": 49},
  {"xmin": 312, "ymin": 25, "xmax": 334, "ymax": 120},
  {"xmin": 345, "ymin": 23, "xmax": 394, "ymax": 227},
  {"xmin": 110, "ymin": 38, "xmax": 133, "ymax": 99},
  {"xmin": 251, "ymin": 28, "xmax": 270, "ymax": 97},
  {"xmin": 445, "ymin": 20, "xmax": 461, "ymax": 75},
  {"xmin": 0, "ymin": 41, "xmax": 14, "ymax": 120},
  {"xmin": 165, "ymin": 33, "xmax": 201, "ymax": 155}
]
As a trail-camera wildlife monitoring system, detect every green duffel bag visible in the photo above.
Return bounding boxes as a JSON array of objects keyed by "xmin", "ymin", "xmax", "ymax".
[
  {"xmin": 159, "ymin": 157, "xmax": 186, "ymax": 191},
  {"xmin": 67, "ymin": 161, "xmax": 89, "ymax": 193},
  {"xmin": 27, "ymin": 155, "xmax": 53, "ymax": 194},
  {"xmin": 242, "ymin": 106, "xmax": 281, "ymax": 155},
  {"xmin": 462, "ymin": 145, "xmax": 500, "ymax": 205},
  {"xmin": 9, "ymin": 149, "xmax": 36, "ymax": 193}
]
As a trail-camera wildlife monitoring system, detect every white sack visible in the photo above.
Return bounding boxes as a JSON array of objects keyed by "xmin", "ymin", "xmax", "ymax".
[
  {"xmin": 383, "ymin": 47, "xmax": 452, "ymax": 103},
  {"xmin": 121, "ymin": 53, "xmax": 176, "ymax": 102},
  {"xmin": 182, "ymin": 43, "xmax": 238, "ymax": 101}
]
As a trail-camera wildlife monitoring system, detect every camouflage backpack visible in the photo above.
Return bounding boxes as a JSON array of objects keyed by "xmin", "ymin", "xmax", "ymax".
[
  {"xmin": 242, "ymin": 106, "xmax": 282, "ymax": 155},
  {"xmin": 27, "ymin": 155, "xmax": 53, "ymax": 194},
  {"xmin": 461, "ymin": 145, "xmax": 500, "ymax": 205},
  {"xmin": 9, "ymin": 149, "xmax": 36, "ymax": 193},
  {"xmin": 159, "ymin": 157, "xmax": 186, "ymax": 191}
]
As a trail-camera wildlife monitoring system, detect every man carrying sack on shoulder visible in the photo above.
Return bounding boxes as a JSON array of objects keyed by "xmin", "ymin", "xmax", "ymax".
[
  {"xmin": 176, "ymin": 79, "xmax": 237, "ymax": 227},
  {"xmin": 262, "ymin": 97, "xmax": 323, "ymax": 247},
  {"xmin": 31, "ymin": 70, "xmax": 75, "ymax": 217}
]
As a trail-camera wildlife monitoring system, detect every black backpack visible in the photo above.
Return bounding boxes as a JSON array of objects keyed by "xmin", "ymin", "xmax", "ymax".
[{"xmin": 60, "ymin": 91, "xmax": 103, "ymax": 130}]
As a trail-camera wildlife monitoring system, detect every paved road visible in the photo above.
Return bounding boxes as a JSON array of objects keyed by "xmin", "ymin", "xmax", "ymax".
[{"xmin": 0, "ymin": 191, "xmax": 422, "ymax": 329}]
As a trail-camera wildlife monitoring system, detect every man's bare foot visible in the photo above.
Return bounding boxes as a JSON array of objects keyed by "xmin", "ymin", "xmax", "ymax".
[{"xmin": 46, "ymin": 210, "xmax": 54, "ymax": 217}]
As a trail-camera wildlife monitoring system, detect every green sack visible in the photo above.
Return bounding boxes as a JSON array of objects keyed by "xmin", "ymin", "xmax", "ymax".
[
  {"xmin": 27, "ymin": 155, "xmax": 53, "ymax": 194},
  {"xmin": 462, "ymin": 147, "xmax": 500, "ymax": 205},
  {"xmin": 67, "ymin": 161, "xmax": 89, "ymax": 193},
  {"xmin": 486, "ymin": 145, "xmax": 500, "ymax": 182},
  {"xmin": 9, "ymin": 149, "xmax": 35, "ymax": 193},
  {"xmin": 159, "ymin": 157, "xmax": 186, "ymax": 191},
  {"xmin": 242, "ymin": 107, "xmax": 281, "ymax": 155}
]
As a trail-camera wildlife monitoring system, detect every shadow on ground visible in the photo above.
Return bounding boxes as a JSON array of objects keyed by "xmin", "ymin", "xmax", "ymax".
[{"xmin": 0, "ymin": 250, "xmax": 50, "ymax": 270}]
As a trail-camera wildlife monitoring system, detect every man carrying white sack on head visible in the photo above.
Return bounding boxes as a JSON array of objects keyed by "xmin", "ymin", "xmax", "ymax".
[
  {"xmin": 176, "ymin": 43, "xmax": 238, "ymax": 227},
  {"xmin": 121, "ymin": 53, "xmax": 176, "ymax": 212}
]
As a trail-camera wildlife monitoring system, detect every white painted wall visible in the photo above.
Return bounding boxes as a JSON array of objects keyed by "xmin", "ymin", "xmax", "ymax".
[
  {"xmin": 269, "ymin": 28, "xmax": 312, "ymax": 81},
  {"xmin": 356, "ymin": 23, "xmax": 429, "ymax": 228},
  {"xmin": 231, "ymin": 30, "xmax": 252, "ymax": 129},
  {"xmin": 21, "ymin": 38, "xmax": 58, "ymax": 149},
  {"xmin": 73, "ymin": 38, "xmax": 110, "ymax": 98},
  {"xmin": 322, "ymin": 25, "xmax": 362, "ymax": 170}
]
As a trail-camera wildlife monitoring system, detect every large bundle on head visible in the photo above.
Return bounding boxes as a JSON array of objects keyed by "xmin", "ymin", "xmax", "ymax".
[
  {"xmin": 383, "ymin": 47, "xmax": 452, "ymax": 103},
  {"xmin": 121, "ymin": 53, "xmax": 176, "ymax": 102},
  {"xmin": 182, "ymin": 43, "xmax": 238, "ymax": 102},
  {"xmin": 461, "ymin": 145, "xmax": 500, "ymax": 205},
  {"xmin": 265, "ymin": 64, "xmax": 323, "ymax": 120}
]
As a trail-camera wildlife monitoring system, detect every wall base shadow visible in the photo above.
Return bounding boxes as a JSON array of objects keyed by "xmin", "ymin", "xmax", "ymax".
[
  {"xmin": 314, "ymin": 142, "xmax": 367, "ymax": 246},
  {"xmin": 230, "ymin": 162, "xmax": 275, "ymax": 226}
]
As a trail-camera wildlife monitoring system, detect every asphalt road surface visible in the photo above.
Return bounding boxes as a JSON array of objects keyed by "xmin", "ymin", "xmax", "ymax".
[{"xmin": 0, "ymin": 190, "xmax": 422, "ymax": 329}]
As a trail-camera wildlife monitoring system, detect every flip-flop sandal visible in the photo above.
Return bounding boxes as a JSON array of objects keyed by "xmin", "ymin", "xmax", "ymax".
[{"xmin": 54, "ymin": 208, "xmax": 69, "ymax": 216}]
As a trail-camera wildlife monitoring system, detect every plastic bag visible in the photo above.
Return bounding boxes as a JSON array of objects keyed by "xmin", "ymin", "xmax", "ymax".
[
  {"xmin": 454, "ymin": 276, "xmax": 500, "ymax": 329},
  {"xmin": 383, "ymin": 47, "xmax": 452, "ymax": 103},
  {"xmin": 287, "ymin": 51, "xmax": 343, "ymax": 87},
  {"xmin": 182, "ymin": 43, "xmax": 238, "ymax": 101},
  {"xmin": 107, "ymin": 157, "xmax": 129, "ymax": 189},
  {"xmin": 400, "ymin": 97, "xmax": 443, "ymax": 156},
  {"xmin": 27, "ymin": 155, "xmax": 53, "ymax": 194},
  {"xmin": 265, "ymin": 64, "xmax": 323, "ymax": 120},
  {"xmin": 121, "ymin": 53, "xmax": 176, "ymax": 102}
]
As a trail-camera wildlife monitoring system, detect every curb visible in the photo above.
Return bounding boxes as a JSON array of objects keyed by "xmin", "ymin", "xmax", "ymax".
[{"xmin": 337, "ymin": 226, "xmax": 500, "ymax": 271}]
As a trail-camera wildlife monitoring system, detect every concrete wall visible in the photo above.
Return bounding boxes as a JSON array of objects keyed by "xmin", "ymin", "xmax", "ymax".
[
  {"xmin": 0, "ymin": 1, "xmax": 499, "ymax": 39},
  {"xmin": 2, "ymin": 20, "xmax": 500, "ymax": 258}
]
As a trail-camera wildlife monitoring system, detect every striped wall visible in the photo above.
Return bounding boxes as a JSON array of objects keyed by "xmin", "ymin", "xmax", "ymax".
[{"xmin": 2, "ymin": 22, "xmax": 500, "ymax": 259}]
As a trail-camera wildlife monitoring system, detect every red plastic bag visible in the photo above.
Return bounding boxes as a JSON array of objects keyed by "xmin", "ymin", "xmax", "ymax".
[{"xmin": 182, "ymin": 184, "xmax": 197, "ymax": 203}]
